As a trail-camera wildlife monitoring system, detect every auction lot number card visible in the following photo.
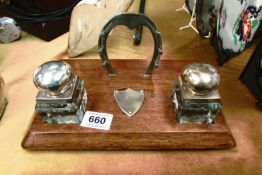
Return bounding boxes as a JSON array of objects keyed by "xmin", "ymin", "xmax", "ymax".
[{"xmin": 81, "ymin": 111, "xmax": 113, "ymax": 130}]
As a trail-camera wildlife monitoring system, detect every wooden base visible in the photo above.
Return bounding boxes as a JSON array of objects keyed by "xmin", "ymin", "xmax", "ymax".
[{"xmin": 22, "ymin": 59, "xmax": 236, "ymax": 150}]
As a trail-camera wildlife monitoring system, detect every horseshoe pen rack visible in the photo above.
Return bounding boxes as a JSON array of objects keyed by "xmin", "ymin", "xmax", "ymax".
[{"xmin": 22, "ymin": 13, "xmax": 235, "ymax": 150}]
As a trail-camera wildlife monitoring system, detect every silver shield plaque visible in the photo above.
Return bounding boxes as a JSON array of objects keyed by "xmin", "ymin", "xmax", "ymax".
[{"xmin": 114, "ymin": 88, "xmax": 145, "ymax": 117}]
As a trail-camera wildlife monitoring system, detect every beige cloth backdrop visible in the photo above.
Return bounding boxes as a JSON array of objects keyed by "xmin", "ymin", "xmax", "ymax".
[{"xmin": 0, "ymin": 0, "xmax": 261, "ymax": 174}]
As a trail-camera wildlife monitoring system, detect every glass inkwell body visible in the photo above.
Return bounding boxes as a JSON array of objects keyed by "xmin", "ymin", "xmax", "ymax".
[
  {"xmin": 33, "ymin": 61, "xmax": 87, "ymax": 124},
  {"xmin": 173, "ymin": 63, "xmax": 222, "ymax": 124}
]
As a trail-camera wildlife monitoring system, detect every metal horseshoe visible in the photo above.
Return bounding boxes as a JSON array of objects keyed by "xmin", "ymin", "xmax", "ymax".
[{"xmin": 98, "ymin": 13, "xmax": 163, "ymax": 77}]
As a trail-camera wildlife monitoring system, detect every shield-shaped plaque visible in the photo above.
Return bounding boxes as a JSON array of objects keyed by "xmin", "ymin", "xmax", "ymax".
[{"xmin": 114, "ymin": 88, "xmax": 145, "ymax": 117}]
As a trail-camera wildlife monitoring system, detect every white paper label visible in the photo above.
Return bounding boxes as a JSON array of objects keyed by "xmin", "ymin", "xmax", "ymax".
[{"xmin": 81, "ymin": 111, "xmax": 113, "ymax": 130}]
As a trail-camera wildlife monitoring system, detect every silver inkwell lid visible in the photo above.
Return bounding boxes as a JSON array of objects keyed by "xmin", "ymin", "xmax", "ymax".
[
  {"xmin": 33, "ymin": 61, "xmax": 79, "ymax": 104},
  {"xmin": 179, "ymin": 62, "xmax": 221, "ymax": 102},
  {"xmin": 33, "ymin": 61, "xmax": 74, "ymax": 96}
]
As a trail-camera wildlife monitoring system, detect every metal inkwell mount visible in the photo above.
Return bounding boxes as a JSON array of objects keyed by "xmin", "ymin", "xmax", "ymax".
[
  {"xmin": 173, "ymin": 62, "xmax": 222, "ymax": 124},
  {"xmin": 33, "ymin": 61, "xmax": 87, "ymax": 124},
  {"xmin": 98, "ymin": 13, "xmax": 163, "ymax": 117}
]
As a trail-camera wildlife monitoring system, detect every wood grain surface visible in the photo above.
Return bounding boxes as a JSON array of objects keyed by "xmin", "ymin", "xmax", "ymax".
[{"xmin": 22, "ymin": 59, "xmax": 235, "ymax": 150}]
